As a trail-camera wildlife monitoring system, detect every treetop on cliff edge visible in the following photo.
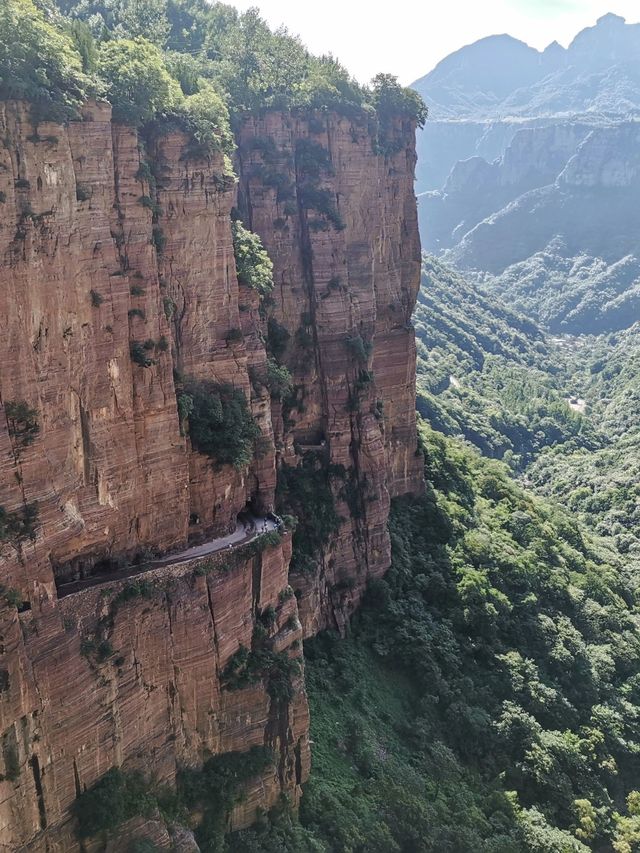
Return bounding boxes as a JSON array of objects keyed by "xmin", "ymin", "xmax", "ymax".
[
  {"xmin": 0, "ymin": 0, "xmax": 97, "ymax": 121},
  {"xmin": 2, "ymin": 0, "xmax": 426, "ymax": 142},
  {"xmin": 97, "ymin": 37, "xmax": 183, "ymax": 124}
]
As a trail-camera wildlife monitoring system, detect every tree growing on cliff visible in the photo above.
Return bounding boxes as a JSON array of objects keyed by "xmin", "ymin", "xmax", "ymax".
[
  {"xmin": 0, "ymin": 0, "xmax": 94, "ymax": 120},
  {"xmin": 232, "ymin": 220, "xmax": 274, "ymax": 297},
  {"xmin": 4, "ymin": 400, "xmax": 40, "ymax": 447},
  {"xmin": 371, "ymin": 73, "xmax": 428, "ymax": 156},
  {"xmin": 181, "ymin": 380, "xmax": 259, "ymax": 470},
  {"xmin": 97, "ymin": 36, "xmax": 182, "ymax": 124},
  {"xmin": 371, "ymin": 73, "xmax": 428, "ymax": 126},
  {"xmin": 181, "ymin": 80, "xmax": 234, "ymax": 157}
]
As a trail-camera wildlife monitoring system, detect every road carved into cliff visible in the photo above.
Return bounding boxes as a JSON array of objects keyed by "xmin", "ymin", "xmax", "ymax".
[{"xmin": 56, "ymin": 516, "xmax": 278, "ymax": 598}]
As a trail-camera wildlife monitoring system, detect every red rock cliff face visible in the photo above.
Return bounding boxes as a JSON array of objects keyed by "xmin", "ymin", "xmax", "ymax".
[
  {"xmin": 237, "ymin": 111, "xmax": 423, "ymax": 635},
  {"xmin": 0, "ymin": 538, "xmax": 307, "ymax": 852},
  {"xmin": 0, "ymin": 100, "xmax": 420, "ymax": 848}
]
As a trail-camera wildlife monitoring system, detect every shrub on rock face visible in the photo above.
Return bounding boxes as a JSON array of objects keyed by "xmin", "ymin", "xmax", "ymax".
[
  {"xmin": 73, "ymin": 768, "xmax": 151, "ymax": 837},
  {"xmin": 266, "ymin": 318, "xmax": 290, "ymax": 362},
  {"xmin": 266, "ymin": 358, "xmax": 293, "ymax": 400},
  {"xmin": 225, "ymin": 327, "xmax": 243, "ymax": 345},
  {"xmin": 5, "ymin": 400, "xmax": 39, "ymax": 447},
  {"xmin": 345, "ymin": 334, "xmax": 373, "ymax": 364},
  {"xmin": 178, "ymin": 746, "xmax": 274, "ymax": 848},
  {"xmin": 371, "ymin": 73, "xmax": 428, "ymax": 126},
  {"xmin": 0, "ymin": 503, "xmax": 38, "ymax": 543},
  {"xmin": 181, "ymin": 379, "xmax": 259, "ymax": 469},
  {"xmin": 182, "ymin": 81, "xmax": 234, "ymax": 156}
]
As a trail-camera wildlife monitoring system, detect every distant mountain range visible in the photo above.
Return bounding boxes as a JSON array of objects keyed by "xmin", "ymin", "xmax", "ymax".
[{"xmin": 412, "ymin": 13, "xmax": 640, "ymax": 332}]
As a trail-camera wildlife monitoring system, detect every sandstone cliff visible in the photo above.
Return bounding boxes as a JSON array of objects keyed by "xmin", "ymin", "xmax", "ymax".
[
  {"xmin": 0, "ymin": 98, "xmax": 420, "ymax": 848},
  {"xmin": 237, "ymin": 111, "xmax": 422, "ymax": 635}
]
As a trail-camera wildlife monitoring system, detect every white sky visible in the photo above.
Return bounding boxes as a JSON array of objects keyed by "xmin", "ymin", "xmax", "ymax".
[{"xmin": 226, "ymin": 0, "xmax": 640, "ymax": 84}]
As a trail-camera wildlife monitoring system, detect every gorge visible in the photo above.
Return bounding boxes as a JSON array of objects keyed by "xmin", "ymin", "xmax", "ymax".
[{"xmin": 2, "ymin": 3, "xmax": 640, "ymax": 852}]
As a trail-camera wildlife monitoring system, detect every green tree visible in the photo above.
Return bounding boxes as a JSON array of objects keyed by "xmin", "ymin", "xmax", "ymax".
[
  {"xmin": 0, "ymin": 0, "xmax": 94, "ymax": 120},
  {"xmin": 215, "ymin": 9, "xmax": 309, "ymax": 112},
  {"xmin": 614, "ymin": 792, "xmax": 640, "ymax": 853},
  {"xmin": 66, "ymin": 18, "xmax": 98, "ymax": 73},
  {"xmin": 371, "ymin": 73, "xmax": 428, "ymax": 126},
  {"xmin": 5, "ymin": 400, "xmax": 40, "ymax": 447},
  {"xmin": 182, "ymin": 380, "xmax": 259, "ymax": 469},
  {"xmin": 111, "ymin": 0, "xmax": 170, "ymax": 46},
  {"xmin": 182, "ymin": 80, "xmax": 234, "ymax": 156},
  {"xmin": 97, "ymin": 37, "xmax": 182, "ymax": 125},
  {"xmin": 232, "ymin": 220, "xmax": 274, "ymax": 296}
]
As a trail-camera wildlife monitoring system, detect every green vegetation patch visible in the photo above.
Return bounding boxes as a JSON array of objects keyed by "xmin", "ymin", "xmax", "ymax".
[
  {"xmin": 74, "ymin": 744, "xmax": 274, "ymax": 847},
  {"xmin": 4, "ymin": 400, "xmax": 40, "ymax": 447},
  {"xmin": 0, "ymin": 0, "xmax": 95, "ymax": 121},
  {"xmin": 222, "ymin": 645, "xmax": 300, "ymax": 702},
  {"xmin": 276, "ymin": 453, "xmax": 341, "ymax": 574},
  {"xmin": 180, "ymin": 379, "xmax": 259, "ymax": 469},
  {"xmin": 180, "ymin": 746, "xmax": 274, "ymax": 851},
  {"xmin": 415, "ymin": 257, "xmax": 598, "ymax": 469},
  {"xmin": 298, "ymin": 424, "xmax": 640, "ymax": 851},
  {"xmin": 73, "ymin": 767, "xmax": 178, "ymax": 838},
  {"xmin": 0, "ymin": 502, "xmax": 38, "ymax": 544},
  {"xmin": 5, "ymin": 0, "xmax": 425, "ymax": 165},
  {"xmin": 232, "ymin": 219, "xmax": 274, "ymax": 296}
]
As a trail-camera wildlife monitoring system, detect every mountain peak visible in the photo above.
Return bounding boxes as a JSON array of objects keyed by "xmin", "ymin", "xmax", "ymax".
[
  {"xmin": 596, "ymin": 12, "xmax": 626, "ymax": 26},
  {"xmin": 569, "ymin": 11, "xmax": 637, "ymax": 56}
]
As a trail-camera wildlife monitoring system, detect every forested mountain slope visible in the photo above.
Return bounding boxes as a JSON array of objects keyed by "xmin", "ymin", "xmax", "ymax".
[
  {"xmin": 210, "ymin": 423, "xmax": 640, "ymax": 852},
  {"xmin": 290, "ymin": 261, "xmax": 640, "ymax": 853},
  {"xmin": 414, "ymin": 258, "xmax": 597, "ymax": 467},
  {"xmin": 298, "ymin": 425, "xmax": 640, "ymax": 852},
  {"xmin": 528, "ymin": 325, "xmax": 640, "ymax": 561},
  {"xmin": 414, "ymin": 258, "xmax": 639, "ymax": 560}
]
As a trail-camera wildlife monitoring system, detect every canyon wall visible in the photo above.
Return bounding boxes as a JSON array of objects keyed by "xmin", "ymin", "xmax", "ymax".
[
  {"xmin": 237, "ymin": 111, "xmax": 423, "ymax": 635},
  {"xmin": 0, "ymin": 98, "xmax": 420, "ymax": 848}
]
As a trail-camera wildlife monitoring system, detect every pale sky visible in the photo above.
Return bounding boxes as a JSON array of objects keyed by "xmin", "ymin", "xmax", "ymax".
[{"xmin": 227, "ymin": 0, "xmax": 640, "ymax": 84}]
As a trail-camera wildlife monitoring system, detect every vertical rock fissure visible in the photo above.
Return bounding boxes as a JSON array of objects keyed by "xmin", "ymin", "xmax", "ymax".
[
  {"xmin": 165, "ymin": 588, "xmax": 187, "ymax": 747},
  {"xmin": 251, "ymin": 554, "xmax": 262, "ymax": 617},
  {"xmin": 29, "ymin": 754, "xmax": 47, "ymax": 830},
  {"xmin": 205, "ymin": 576, "xmax": 221, "ymax": 675},
  {"xmin": 72, "ymin": 757, "xmax": 82, "ymax": 799}
]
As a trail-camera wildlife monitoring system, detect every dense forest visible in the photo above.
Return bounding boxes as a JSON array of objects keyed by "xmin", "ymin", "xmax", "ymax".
[
  {"xmin": 1, "ymin": 0, "xmax": 425, "ymax": 147},
  {"xmin": 222, "ymin": 420, "xmax": 640, "ymax": 851},
  {"xmin": 215, "ymin": 261, "xmax": 640, "ymax": 851},
  {"xmin": 301, "ymin": 425, "xmax": 640, "ymax": 852},
  {"xmin": 414, "ymin": 258, "xmax": 639, "ymax": 568},
  {"xmin": 285, "ymin": 264, "xmax": 640, "ymax": 852}
]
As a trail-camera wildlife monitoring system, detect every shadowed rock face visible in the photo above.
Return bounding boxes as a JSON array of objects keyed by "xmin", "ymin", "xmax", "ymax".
[{"xmin": 0, "ymin": 98, "xmax": 421, "ymax": 848}]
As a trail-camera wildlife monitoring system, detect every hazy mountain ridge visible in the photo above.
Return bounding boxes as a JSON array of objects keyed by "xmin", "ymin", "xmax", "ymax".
[
  {"xmin": 413, "ymin": 14, "xmax": 640, "ymax": 124},
  {"xmin": 414, "ymin": 14, "xmax": 640, "ymax": 333}
]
